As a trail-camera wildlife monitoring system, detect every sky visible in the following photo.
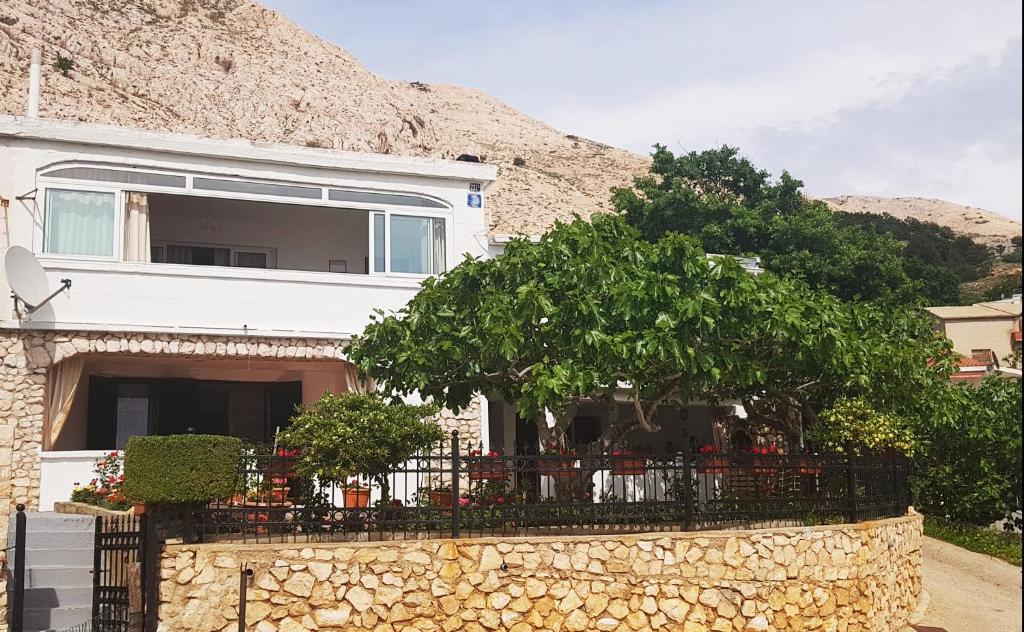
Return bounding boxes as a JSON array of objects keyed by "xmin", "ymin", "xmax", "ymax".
[{"xmin": 264, "ymin": 1, "xmax": 1023, "ymax": 221}]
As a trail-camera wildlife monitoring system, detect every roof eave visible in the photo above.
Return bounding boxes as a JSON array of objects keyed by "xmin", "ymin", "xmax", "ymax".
[{"xmin": 0, "ymin": 115, "xmax": 499, "ymax": 182}]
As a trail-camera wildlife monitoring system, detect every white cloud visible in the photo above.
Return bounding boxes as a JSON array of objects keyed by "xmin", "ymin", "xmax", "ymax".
[{"xmin": 266, "ymin": 0, "xmax": 1023, "ymax": 219}]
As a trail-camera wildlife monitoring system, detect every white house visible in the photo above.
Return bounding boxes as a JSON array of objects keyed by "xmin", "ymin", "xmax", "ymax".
[{"xmin": 0, "ymin": 114, "xmax": 499, "ymax": 510}]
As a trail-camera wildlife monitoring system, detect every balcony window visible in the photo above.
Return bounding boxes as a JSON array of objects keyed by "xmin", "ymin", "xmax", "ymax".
[
  {"xmin": 389, "ymin": 215, "xmax": 446, "ymax": 275},
  {"xmin": 44, "ymin": 189, "xmax": 116, "ymax": 257}
]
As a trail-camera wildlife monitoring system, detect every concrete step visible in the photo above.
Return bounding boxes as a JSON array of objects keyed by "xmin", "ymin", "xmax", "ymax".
[
  {"xmin": 9, "ymin": 512, "xmax": 95, "ymax": 533},
  {"xmin": 24, "ymin": 585, "xmax": 94, "ymax": 609},
  {"xmin": 23, "ymin": 605, "xmax": 93, "ymax": 632},
  {"xmin": 23, "ymin": 530, "xmax": 95, "ymax": 551},
  {"xmin": 24, "ymin": 565, "xmax": 94, "ymax": 588},
  {"xmin": 24, "ymin": 547, "xmax": 94, "ymax": 568}
]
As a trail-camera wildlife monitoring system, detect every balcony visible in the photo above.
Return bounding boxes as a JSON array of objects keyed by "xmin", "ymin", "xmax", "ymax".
[{"xmin": 28, "ymin": 191, "xmax": 447, "ymax": 337}]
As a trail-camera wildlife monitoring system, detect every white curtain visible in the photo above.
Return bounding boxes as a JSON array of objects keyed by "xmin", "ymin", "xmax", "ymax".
[
  {"xmin": 45, "ymin": 189, "xmax": 115, "ymax": 257},
  {"xmin": 431, "ymin": 217, "xmax": 446, "ymax": 274},
  {"xmin": 342, "ymin": 362, "xmax": 375, "ymax": 393},
  {"xmin": 123, "ymin": 192, "xmax": 151, "ymax": 262},
  {"xmin": 46, "ymin": 356, "xmax": 85, "ymax": 449}
]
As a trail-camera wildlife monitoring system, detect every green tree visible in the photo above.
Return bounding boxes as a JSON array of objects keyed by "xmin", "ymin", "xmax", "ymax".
[
  {"xmin": 914, "ymin": 377, "xmax": 1022, "ymax": 527},
  {"xmin": 276, "ymin": 392, "xmax": 442, "ymax": 500},
  {"xmin": 349, "ymin": 214, "xmax": 948, "ymax": 452},
  {"xmin": 612, "ymin": 145, "xmax": 991, "ymax": 304}
]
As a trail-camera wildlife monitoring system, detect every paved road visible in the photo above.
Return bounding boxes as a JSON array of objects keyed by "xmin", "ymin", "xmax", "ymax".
[{"xmin": 915, "ymin": 536, "xmax": 1021, "ymax": 632}]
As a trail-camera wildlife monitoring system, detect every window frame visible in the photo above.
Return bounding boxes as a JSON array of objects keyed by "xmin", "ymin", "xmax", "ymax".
[
  {"xmin": 150, "ymin": 239, "xmax": 278, "ymax": 269},
  {"xmin": 40, "ymin": 184, "xmax": 124, "ymax": 262},
  {"xmin": 368, "ymin": 209, "xmax": 450, "ymax": 278}
]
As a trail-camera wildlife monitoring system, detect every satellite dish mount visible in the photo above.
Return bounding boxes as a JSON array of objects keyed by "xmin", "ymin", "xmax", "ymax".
[{"xmin": 3, "ymin": 246, "xmax": 72, "ymax": 318}]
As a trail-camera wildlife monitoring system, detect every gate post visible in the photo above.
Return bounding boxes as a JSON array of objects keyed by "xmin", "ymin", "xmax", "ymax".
[
  {"xmin": 141, "ymin": 513, "xmax": 161, "ymax": 632},
  {"xmin": 845, "ymin": 451, "xmax": 858, "ymax": 523},
  {"xmin": 92, "ymin": 516, "xmax": 102, "ymax": 624},
  {"xmin": 450, "ymin": 431, "xmax": 461, "ymax": 539},
  {"xmin": 681, "ymin": 443, "xmax": 694, "ymax": 531},
  {"xmin": 10, "ymin": 504, "xmax": 26, "ymax": 632}
]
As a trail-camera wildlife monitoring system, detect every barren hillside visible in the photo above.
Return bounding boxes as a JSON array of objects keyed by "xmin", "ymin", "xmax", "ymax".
[
  {"xmin": 825, "ymin": 196, "xmax": 1021, "ymax": 249},
  {"xmin": 0, "ymin": 0, "xmax": 646, "ymax": 236},
  {"xmin": 1, "ymin": 0, "xmax": 1020, "ymax": 246}
]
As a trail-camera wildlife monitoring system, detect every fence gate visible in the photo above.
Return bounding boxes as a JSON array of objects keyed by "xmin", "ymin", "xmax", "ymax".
[{"xmin": 93, "ymin": 514, "xmax": 157, "ymax": 632}]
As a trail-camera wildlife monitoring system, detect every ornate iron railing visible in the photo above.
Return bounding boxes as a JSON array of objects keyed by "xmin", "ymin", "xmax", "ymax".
[{"xmin": 157, "ymin": 432, "xmax": 910, "ymax": 544}]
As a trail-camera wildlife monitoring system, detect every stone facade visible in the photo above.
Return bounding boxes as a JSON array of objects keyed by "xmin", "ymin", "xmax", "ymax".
[
  {"xmin": 434, "ymin": 397, "xmax": 483, "ymax": 449},
  {"xmin": 0, "ymin": 329, "xmax": 355, "ymax": 514},
  {"xmin": 159, "ymin": 513, "xmax": 923, "ymax": 632},
  {"xmin": 0, "ymin": 329, "xmax": 485, "ymax": 631}
]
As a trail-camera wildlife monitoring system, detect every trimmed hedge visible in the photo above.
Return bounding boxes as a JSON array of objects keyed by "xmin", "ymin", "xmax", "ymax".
[{"xmin": 124, "ymin": 434, "xmax": 243, "ymax": 503}]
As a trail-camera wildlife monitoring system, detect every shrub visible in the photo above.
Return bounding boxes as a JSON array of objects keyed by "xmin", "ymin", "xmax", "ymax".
[
  {"xmin": 54, "ymin": 53, "xmax": 74, "ymax": 77},
  {"xmin": 277, "ymin": 392, "xmax": 442, "ymax": 500},
  {"xmin": 124, "ymin": 434, "xmax": 243, "ymax": 503},
  {"xmin": 914, "ymin": 377, "xmax": 1022, "ymax": 527},
  {"xmin": 808, "ymin": 397, "xmax": 916, "ymax": 457}
]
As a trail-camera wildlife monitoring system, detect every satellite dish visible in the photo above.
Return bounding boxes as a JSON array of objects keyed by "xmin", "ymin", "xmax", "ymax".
[{"xmin": 3, "ymin": 245, "xmax": 71, "ymax": 315}]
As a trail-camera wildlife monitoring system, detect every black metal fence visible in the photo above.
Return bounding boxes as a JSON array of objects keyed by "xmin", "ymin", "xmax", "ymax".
[
  {"xmin": 93, "ymin": 514, "xmax": 158, "ymax": 632},
  {"xmin": 163, "ymin": 432, "xmax": 910, "ymax": 544}
]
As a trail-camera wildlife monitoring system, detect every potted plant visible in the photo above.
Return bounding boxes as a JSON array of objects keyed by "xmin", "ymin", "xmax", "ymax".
[
  {"xmin": 269, "ymin": 476, "xmax": 290, "ymax": 503},
  {"xmin": 342, "ymin": 479, "xmax": 371, "ymax": 508},
  {"xmin": 610, "ymin": 449, "xmax": 646, "ymax": 476},
  {"xmin": 69, "ymin": 451, "xmax": 133, "ymax": 512},
  {"xmin": 467, "ymin": 449, "xmax": 507, "ymax": 480},
  {"xmin": 752, "ymin": 445, "xmax": 782, "ymax": 476},
  {"xmin": 697, "ymin": 444, "xmax": 729, "ymax": 474},
  {"xmin": 538, "ymin": 443, "xmax": 579, "ymax": 478},
  {"xmin": 425, "ymin": 483, "xmax": 453, "ymax": 507},
  {"xmin": 276, "ymin": 392, "xmax": 444, "ymax": 506}
]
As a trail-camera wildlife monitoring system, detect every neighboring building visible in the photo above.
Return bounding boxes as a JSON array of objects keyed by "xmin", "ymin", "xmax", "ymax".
[
  {"xmin": 926, "ymin": 295, "xmax": 1022, "ymax": 361},
  {"xmin": 926, "ymin": 295, "xmax": 1023, "ymax": 382}
]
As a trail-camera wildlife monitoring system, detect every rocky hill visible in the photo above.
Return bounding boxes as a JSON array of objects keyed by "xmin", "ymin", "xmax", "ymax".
[
  {"xmin": 0, "ymin": 0, "xmax": 646, "ymax": 236},
  {"xmin": 1, "ymin": 0, "xmax": 1020, "ymax": 245},
  {"xmin": 825, "ymin": 196, "xmax": 1020, "ymax": 249}
]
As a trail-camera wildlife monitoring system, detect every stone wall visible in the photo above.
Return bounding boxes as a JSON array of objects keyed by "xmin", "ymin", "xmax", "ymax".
[{"xmin": 159, "ymin": 513, "xmax": 923, "ymax": 632}]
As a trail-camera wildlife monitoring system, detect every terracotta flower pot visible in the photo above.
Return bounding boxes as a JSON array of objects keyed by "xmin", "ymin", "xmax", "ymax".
[
  {"xmin": 611, "ymin": 455, "xmax": 646, "ymax": 476},
  {"xmin": 270, "ymin": 486, "xmax": 290, "ymax": 503},
  {"xmin": 343, "ymin": 487, "xmax": 371, "ymax": 508},
  {"xmin": 698, "ymin": 456, "xmax": 729, "ymax": 475},
  {"xmin": 132, "ymin": 501, "xmax": 147, "ymax": 515},
  {"xmin": 798, "ymin": 457, "xmax": 823, "ymax": 475},
  {"xmin": 428, "ymin": 491, "xmax": 453, "ymax": 507},
  {"xmin": 468, "ymin": 460, "xmax": 506, "ymax": 480}
]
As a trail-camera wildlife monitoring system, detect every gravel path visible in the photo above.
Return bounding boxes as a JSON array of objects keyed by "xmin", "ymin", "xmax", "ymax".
[{"xmin": 915, "ymin": 536, "xmax": 1021, "ymax": 632}]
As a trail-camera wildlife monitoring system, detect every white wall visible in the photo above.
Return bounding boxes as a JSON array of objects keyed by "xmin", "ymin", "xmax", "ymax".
[
  {"xmin": 149, "ymin": 194, "xmax": 370, "ymax": 274},
  {"xmin": 29, "ymin": 260, "xmax": 421, "ymax": 337}
]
